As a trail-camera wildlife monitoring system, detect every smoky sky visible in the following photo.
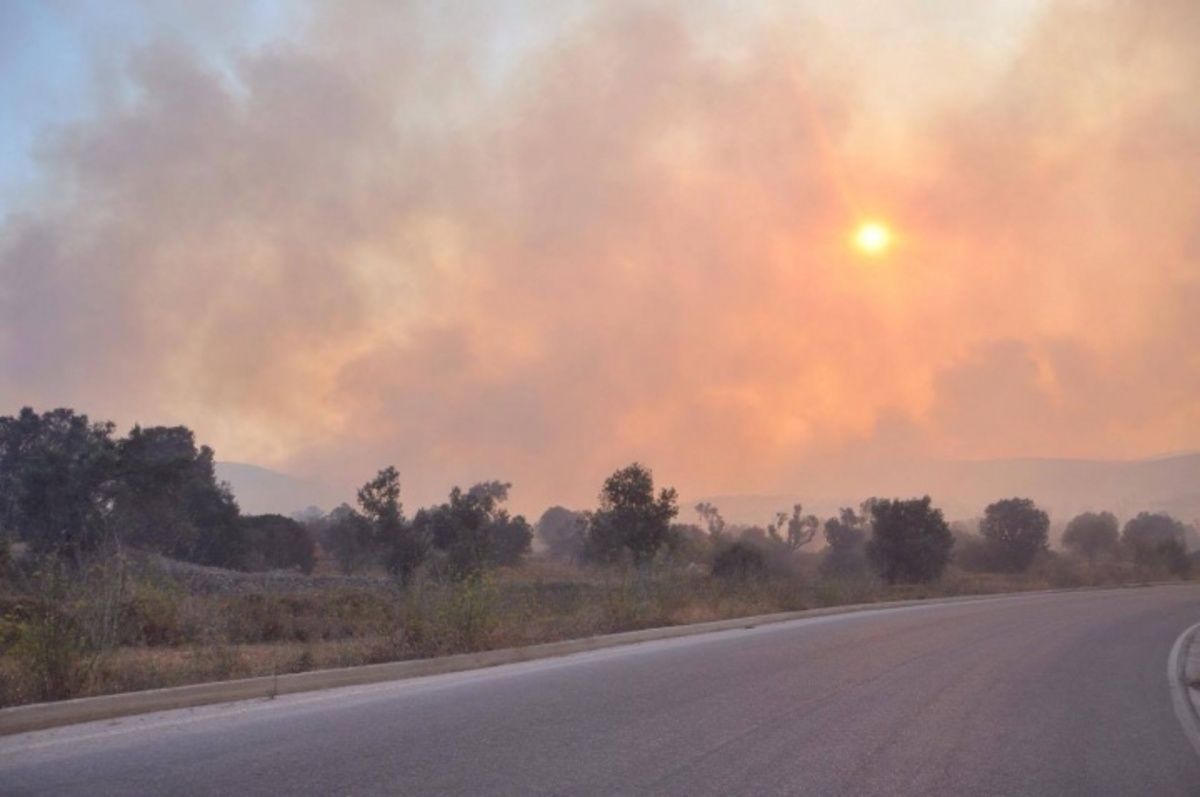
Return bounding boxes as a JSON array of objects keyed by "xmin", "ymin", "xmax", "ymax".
[{"xmin": 1, "ymin": 0, "xmax": 1198, "ymax": 513}]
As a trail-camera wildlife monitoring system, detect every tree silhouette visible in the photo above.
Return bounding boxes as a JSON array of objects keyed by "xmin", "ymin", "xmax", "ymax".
[
  {"xmin": 588, "ymin": 463, "xmax": 678, "ymax": 567},
  {"xmin": 866, "ymin": 497, "xmax": 954, "ymax": 584},
  {"xmin": 980, "ymin": 497, "xmax": 1049, "ymax": 572},
  {"xmin": 1062, "ymin": 511, "xmax": 1119, "ymax": 563}
]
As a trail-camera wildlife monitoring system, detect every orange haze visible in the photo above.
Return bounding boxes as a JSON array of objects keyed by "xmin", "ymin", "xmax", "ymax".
[{"xmin": 1, "ymin": 0, "xmax": 1198, "ymax": 514}]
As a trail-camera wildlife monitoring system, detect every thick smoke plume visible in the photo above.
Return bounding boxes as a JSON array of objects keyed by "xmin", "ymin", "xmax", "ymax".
[{"xmin": 2, "ymin": 1, "xmax": 1197, "ymax": 511}]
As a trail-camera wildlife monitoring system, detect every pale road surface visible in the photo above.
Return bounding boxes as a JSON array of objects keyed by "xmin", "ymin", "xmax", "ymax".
[{"xmin": 3, "ymin": 586, "xmax": 1200, "ymax": 795}]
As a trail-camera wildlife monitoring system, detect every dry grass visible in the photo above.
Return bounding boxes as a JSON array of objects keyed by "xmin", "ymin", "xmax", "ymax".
[{"xmin": 0, "ymin": 552, "xmax": 1187, "ymax": 708}]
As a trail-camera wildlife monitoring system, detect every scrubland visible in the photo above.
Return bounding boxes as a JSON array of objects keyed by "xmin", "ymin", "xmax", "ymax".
[{"xmin": 0, "ymin": 548, "xmax": 1180, "ymax": 708}]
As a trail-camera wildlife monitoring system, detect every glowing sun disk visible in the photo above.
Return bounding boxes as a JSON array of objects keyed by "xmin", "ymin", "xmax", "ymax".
[{"xmin": 854, "ymin": 221, "xmax": 892, "ymax": 255}]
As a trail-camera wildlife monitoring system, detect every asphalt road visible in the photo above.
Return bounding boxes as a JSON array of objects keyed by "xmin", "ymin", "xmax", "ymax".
[{"xmin": 3, "ymin": 586, "xmax": 1200, "ymax": 795}]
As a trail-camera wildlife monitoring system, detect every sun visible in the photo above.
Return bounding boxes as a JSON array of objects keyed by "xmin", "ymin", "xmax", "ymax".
[{"xmin": 853, "ymin": 221, "xmax": 893, "ymax": 256}]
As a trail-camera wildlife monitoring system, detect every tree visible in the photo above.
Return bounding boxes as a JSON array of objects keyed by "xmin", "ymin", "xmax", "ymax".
[
  {"xmin": 358, "ymin": 467, "xmax": 404, "ymax": 534},
  {"xmin": 767, "ymin": 504, "xmax": 819, "ymax": 553},
  {"xmin": 587, "ymin": 463, "xmax": 679, "ymax": 567},
  {"xmin": 238, "ymin": 514, "xmax": 316, "ymax": 573},
  {"xmin": 1158, "ymin": 537, "xmax": 1191, "ymax": 578},
  {"xmin": 184, "ymin": 483, "xmax": 243, "ymax": 568},
  {"xmin": 356, "ymin": 467, "xmax": 425, "ymax": 582},
  {"xmin": 475, "ymin": 484, "xmax": 534, "ymax": 568},
  {"xmin": 979, "ymin": 497, "xmax": 1049, "ymax": 573},
  {"xmin": 535, "ymin": 506, "xmax": 588, "ymax": 562},
  {"xmin": 1123, "ymin": 512, "xmax": 1189, "ymax": 574},
  {"xmin": 865, "ymin": 497, "xmax": 954, "ymax": 584},
  {"xmin": 1123, "ymin": 511, "xmax": 1186, "ymax": 553},
  {"xmin": 0, "ymin": 407, "xmax": 118, "ymax": 564},
  {"xmin": 1062, "ymin": 511, "xmax": 1119, "ymax": 563},
  {"xmin": 414, "ymin": 481, "xmax": 532, "ymax": 580},
  {"xmin": 0, "ymin": 410, "xmax": 247, "ymax": 568},
  {"xmin": 111, "ymin": 425, "xmax": 241, "ymax": 565},
  {"xmin": 320, "ymin": 503, "xmax": 376, "ymax": 574},
  {"xmin": 820, "ymin": 506, "xmax": 869, "ymax": 578},
  {"xmin": 694, "ymin": 502, "xmax": 726, "ymax": 539}
]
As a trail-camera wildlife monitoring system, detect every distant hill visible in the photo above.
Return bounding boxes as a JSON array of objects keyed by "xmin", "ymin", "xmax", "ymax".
[
  {"xmin": 696, "ymin": 453, "xmax": 1200, "ymax": 528},
  {"xmin": 214, "ymin": 462, "xmax": 345, "ymax": 517},
  {"xmin": 216, "ymin": 453, "xmax": 1199, "ymax": 528}
]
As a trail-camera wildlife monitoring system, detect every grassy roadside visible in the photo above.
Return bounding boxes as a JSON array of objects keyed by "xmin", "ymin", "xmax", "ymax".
[{"xmin": 0, "ymin": 553, "xmax": 1187, "ymax": 708}]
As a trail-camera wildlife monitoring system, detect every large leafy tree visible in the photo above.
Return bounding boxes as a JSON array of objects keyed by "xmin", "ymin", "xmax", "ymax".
[
  {"xmin": 865, "ymin": 497, "xmax": 954, "ymax": 584},
  {"xmin": 980, "ymin": 497, "xmax": 1050, "ymax": 573},
  {"xmin": 0, "ymin": 407, "xmax": 118, "ymax": 563},
  {"xmin": 1, "ymin": 409, "xmax": 245, "ymax": 568},
  {"xmin": 486, "ymin": 498, "xmax": 535, "ymax": 569},
  {"xmin": 587, "ymin": 463, "xmax": 678, "ymax": 567},
  {"xmin": 535, "ymin": 506, "xmax": 588, "ymax": 563},
  {"xmin": 112, "ymin": 425, "xmax": 241, "ymax": 565},
  {"xmin": 414, "ymin": 481, "xmax": 532, "ymax": 580},
  {"xmin": 1122, "ymin": 512, "xmax": 1189, "ymax": 575},
  {"xmin": 1062, "ymin": 511, "xmax": 1120, "ymax": 563},
  {"xmin": 238, "ymin": 514, "xmax": 316, "ymax": 573}
]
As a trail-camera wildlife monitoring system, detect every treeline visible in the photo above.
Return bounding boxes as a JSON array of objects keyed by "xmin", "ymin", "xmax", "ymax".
[
  {"xmin": 0, "ymin": 408, "xmax": 681, "ymax": 583},
  {"xmin": 307, "ymin": 462, "xmax": 675, "ymax": 582},
  {"xmin": 0, "ymin": 407, "xmax": 540, "ymax": 580},
  {"xmin": 305, "ymin": 467, "xmax": 533, "ymax": 582},
  {"xmin": 537, "ymin": 493, "xmax": 1199, "ymax": 585},
  {"xmin": 2, "ymin": 407, "xmax": 1195, "ymax": 587},
  {"xmin": 0, "ymin": 406, "xmax": 681, "ymax": 585}
]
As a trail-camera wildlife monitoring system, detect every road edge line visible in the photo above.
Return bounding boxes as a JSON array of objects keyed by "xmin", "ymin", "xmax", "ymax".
[{"xmin": 1167, "ymin": 621, "xmax": 1200, "ymax": 759}]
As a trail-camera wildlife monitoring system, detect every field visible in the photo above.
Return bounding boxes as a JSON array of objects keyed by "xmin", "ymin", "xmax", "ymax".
[{"xmin": 0, "ymin": 549, "xmax": 1172, "ymax": 709}]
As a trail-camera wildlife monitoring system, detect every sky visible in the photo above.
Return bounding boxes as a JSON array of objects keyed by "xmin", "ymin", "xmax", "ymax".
[{"xmin": 1, "ymin": 0, "xmax": 1198, "ymax": 516}]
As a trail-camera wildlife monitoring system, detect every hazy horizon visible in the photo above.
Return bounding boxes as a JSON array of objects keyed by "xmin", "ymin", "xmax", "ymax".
[
  {"xmin": 4, "ymin": 1, "xmax": 1198, "ymax": 514},
  {"xmin": 216, "ymin": 451, "xmax": 1200, "ymax": 530}
]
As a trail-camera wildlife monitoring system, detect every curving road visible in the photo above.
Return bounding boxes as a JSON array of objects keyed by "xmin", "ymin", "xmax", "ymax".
[{"xmin": 3, "ymin": 586, "xmax": 1200, "ymax": 795}]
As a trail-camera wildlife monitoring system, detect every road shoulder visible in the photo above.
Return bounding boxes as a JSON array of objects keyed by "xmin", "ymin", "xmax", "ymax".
[{"xmin": 1169, "ymin": 621, "xmax": 1200, "ymax": 758}]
